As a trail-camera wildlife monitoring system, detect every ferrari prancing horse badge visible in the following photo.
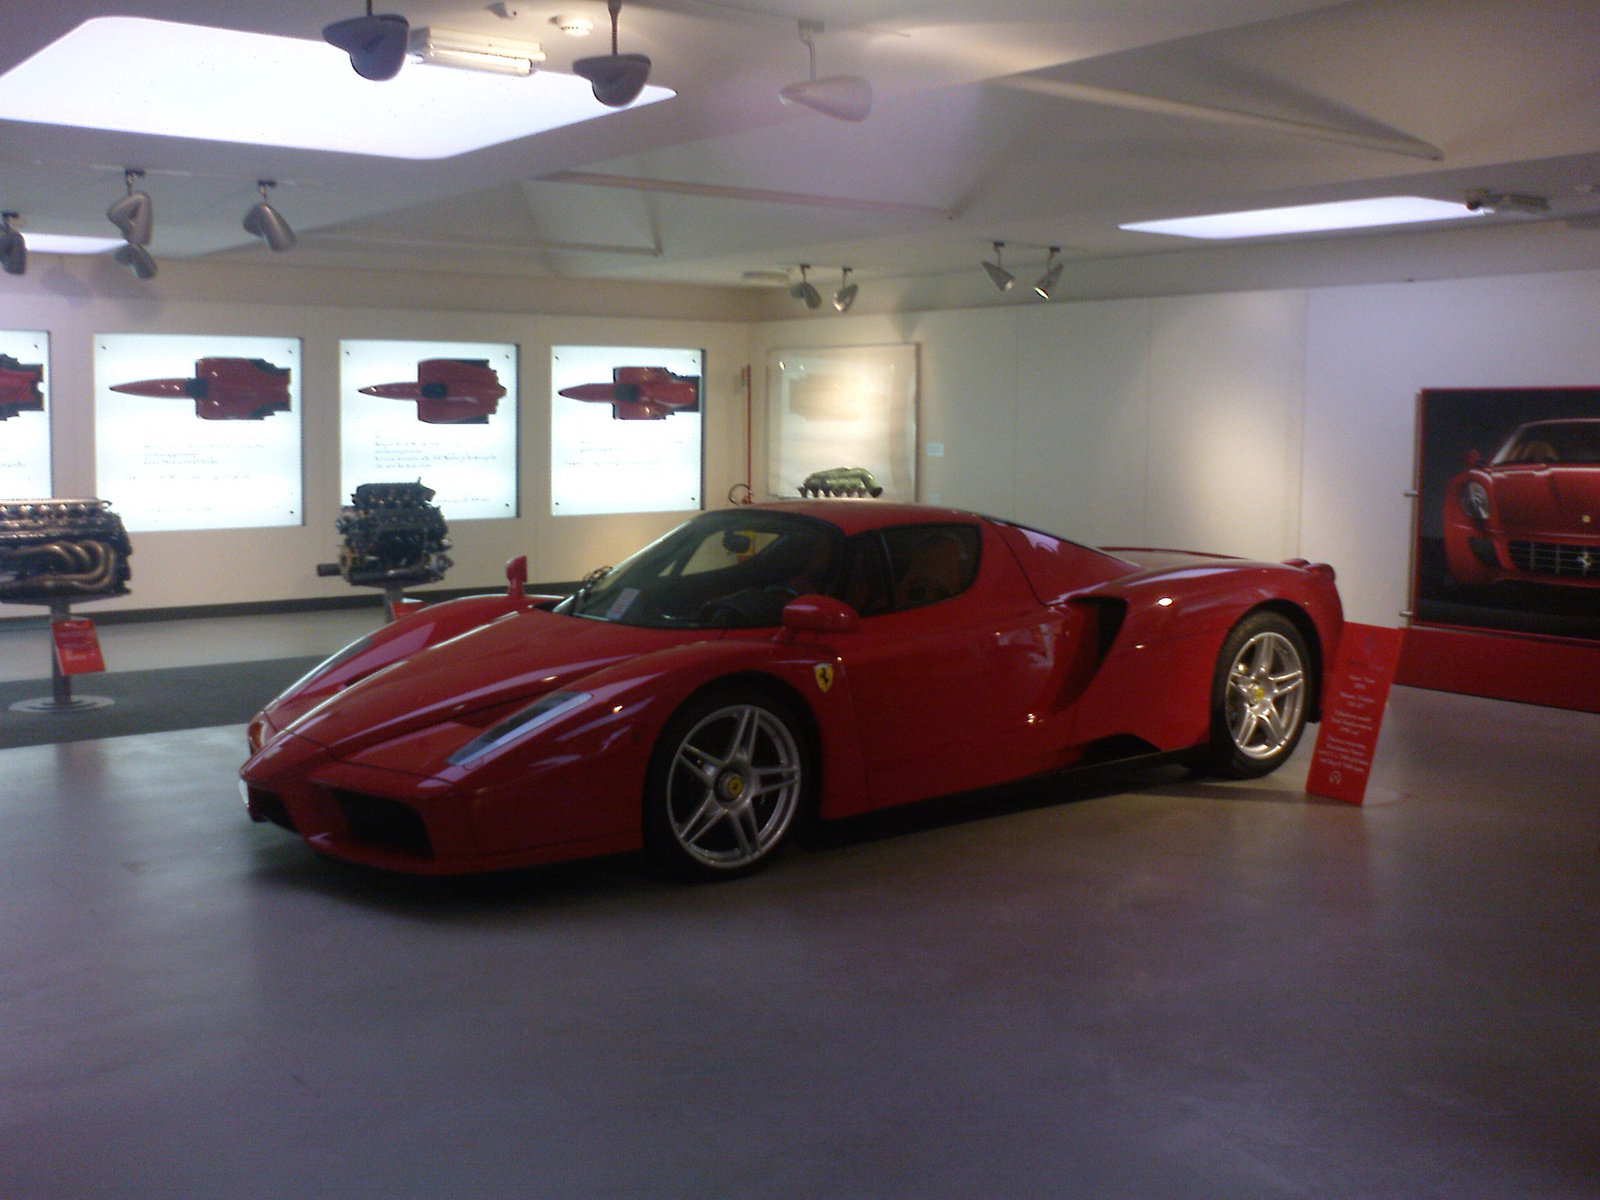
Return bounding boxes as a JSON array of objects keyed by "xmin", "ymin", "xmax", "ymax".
[{"xmin": 813, "ymin": 663, "xmax": 834, "ymax": 693}]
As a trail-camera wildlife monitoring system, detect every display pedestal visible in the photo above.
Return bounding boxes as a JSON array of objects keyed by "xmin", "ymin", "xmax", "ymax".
[{"xmin": 7, "ymin": 599, "xmax": 114, "ymax": 714}]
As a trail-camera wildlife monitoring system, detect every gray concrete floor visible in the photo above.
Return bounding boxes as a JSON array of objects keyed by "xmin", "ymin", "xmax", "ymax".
[{"xmin": 1, "ymin": 629, "xmax": 1597, "ymax": 1197}]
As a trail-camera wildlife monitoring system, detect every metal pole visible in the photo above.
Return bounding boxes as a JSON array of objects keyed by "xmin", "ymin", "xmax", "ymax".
[{"xmin": 49, "ymin": 598, "xmax": 72, "ymax": 709}]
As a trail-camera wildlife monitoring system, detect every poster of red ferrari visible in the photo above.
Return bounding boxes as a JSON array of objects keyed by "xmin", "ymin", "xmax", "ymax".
[
  {"xmin": 0, "ymin": 329, "xmax": 50, "ymax": 498},
  {"xmin": 94, "ymin": 334, "xmax": 303, "ymax": 532},
  {"xmin": 1412, "ymin": 387, "xmax": 1600, "ymax": 643}
]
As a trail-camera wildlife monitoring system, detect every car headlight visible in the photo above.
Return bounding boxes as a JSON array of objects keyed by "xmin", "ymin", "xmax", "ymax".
[
  {"xmin": 1460, "ymin": 480, "xmax": 1491, "ymax": 522},
  {"xmin": 447, "ymin": 691, "xmax": 592, "ymax": 766}
]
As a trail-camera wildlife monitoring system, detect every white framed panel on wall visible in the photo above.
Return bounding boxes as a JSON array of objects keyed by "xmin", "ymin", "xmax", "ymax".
[
  {"xmin": 94, "ymin": 333, "xmax": 302, "ymax": 532},
  {"xmin": 339, "ymin": 340, "xmax": 519, "ymax": 521},
  {"xmin": 550, "ymin": 345, "xmax": 704, "ymax": 516},
  {"xmin": 0, "ymin": 329, "xmax": 50, "ymax": 497},
  {"xmin": 766, "ymin": 343, "xmax": 919, "ymax": 502}
]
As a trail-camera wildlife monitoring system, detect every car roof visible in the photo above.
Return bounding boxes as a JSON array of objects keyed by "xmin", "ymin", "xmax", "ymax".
[
  {"xmin": 751, "ymin": 500, "xmax": 986, "ymax": 536},
  {"xmin": 1511, "ymin": 417, "xmax": 1600, "ymax": 431}
]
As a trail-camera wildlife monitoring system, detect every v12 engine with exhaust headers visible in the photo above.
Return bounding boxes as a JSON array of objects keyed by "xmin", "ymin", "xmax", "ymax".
[
  {"xmin": 317, "ymin": 482, "xmax": 453, "ymax": 588},
  {"xmin": 0, "ymin": 499, "xmax": 133, "ymax": 603}
]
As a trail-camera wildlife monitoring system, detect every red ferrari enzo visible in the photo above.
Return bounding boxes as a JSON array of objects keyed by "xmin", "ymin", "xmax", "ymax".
[
  {"xmin": 241, "ymin": 503, "xmax": 1342, "ymax": 879},
  {"xmin": 1444, "ymin": 418, "xmax": 1600, "ymax": 587}
]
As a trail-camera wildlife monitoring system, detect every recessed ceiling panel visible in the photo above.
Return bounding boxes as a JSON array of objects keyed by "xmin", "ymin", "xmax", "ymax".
[{"xmin": 0, "ymin": 17, "xmax": 673, "ymax": 160}]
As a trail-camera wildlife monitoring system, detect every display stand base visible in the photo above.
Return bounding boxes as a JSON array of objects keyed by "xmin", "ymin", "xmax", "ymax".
[
  {"xmin": 10, "ymin": 694, "xmax": 116, "ymax": 714},
  {"xmin": 4, "ymin": 597, "xmax": 117, "ymax": 714}
]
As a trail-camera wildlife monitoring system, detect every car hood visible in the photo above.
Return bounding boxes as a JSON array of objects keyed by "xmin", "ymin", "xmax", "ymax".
[
  {"xmin": 283, "ymin": 609, "xmax": 718, "ymax": 759},
  {"xmin": 1489, "ymin": 465, "xmax": 1600, "ymax": 535}
]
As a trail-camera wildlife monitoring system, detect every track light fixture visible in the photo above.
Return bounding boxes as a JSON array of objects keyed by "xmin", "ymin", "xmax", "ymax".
[
  {"xmin": 833, "ymin": 267, "xmax": 858, "ymax": 313},
  {"xmin": 1033, "ymin": 246, "xmax": 1063, "ymax": 298},
  {"xmin": 572, "ymin": 0, "xmax": 651, "ymax": 108},
  {"xmin": 1463, "ymin": 188, "xmax": 1550, "ymax": 217},
  {"xmin": 779, "ymin": 20, "xmax": 872, "ymax": 123},
  {"xmin": 114, "ymin": 243, "xmax": 157, "ymax": 280},
  {"xmin": 243, "ymin": 180, "xmax": 297, "ymax": 252},
  {"xmin": 982, "ymin": 241, "xmax": 1014, "ymax": 292},
  {"xmin": 789, "ymin": 264, "xmax": 822, "ymax": 309},
  {"xmin": 107, "ymin": 169, "xmax": 153, "ymax": 246},
  {"xmin": 324, "ymin": 0, "xmax": 411, "ymax": 81},
  {"xmin": 0, "ymin": 213, "xmax": 25, "ymax": 276}
]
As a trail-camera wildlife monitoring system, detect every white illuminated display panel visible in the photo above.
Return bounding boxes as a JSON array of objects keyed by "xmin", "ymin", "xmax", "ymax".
[
  {"xmin": 339, "ymin": 340, "xmax": 519, "ymax": 521},
  {"xmin": 767, "ymin": 344, "xmax": 919, "ymax": 502},
  {"xmin": 0, "ymin": 330, "xmax": 51, "ymax": 497},
  {"xmin": 94, "ymin": 334, "xmax": 303, "ymax": 532},
  {"xmin": 551, "ymin": 346, "xmax": 704, "ymax": 516}
]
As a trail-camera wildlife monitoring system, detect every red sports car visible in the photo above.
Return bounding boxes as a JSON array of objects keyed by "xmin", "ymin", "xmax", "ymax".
[
  {"xmin": 109, "ymin": 357, "xmax": 291, "ymax": 420},
  {"xmin": 241, "ymin": 503, "xmax": 1342, "ymax": 878},
  {"xmin": 358, "ymin": 359, "xmax": 506, "ymax": 424},
  {"xmin": 0, "ymin": 353, "xmax": 45, "ymax": 420},
  {"xmin": 558, "ymin": 366, "xmax": 700, "ymax": 420},
  {"xmin": 1443, "ymin": 418, "xmax": 1600, "ymax": 587}
]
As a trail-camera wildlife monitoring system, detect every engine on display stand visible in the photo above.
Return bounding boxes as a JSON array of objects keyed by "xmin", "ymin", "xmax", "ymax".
[
  {"xmin": 317, "ymin": 481, "xmax": 453, "ymax": 618},
  {"xmin": 0, "ymin": 498, "xmax": 132, "ymax": 712},
  {"xmin": 797, "ymin": 466, "xmax": 884, "ymax": 498}
]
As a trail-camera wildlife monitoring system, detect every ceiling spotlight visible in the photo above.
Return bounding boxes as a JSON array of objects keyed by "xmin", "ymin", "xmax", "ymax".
[
  {"xmin": 833, "ymin": 266, "xmax": 858, "ymax": 313},
  {"xmin": 789, "ymin": 263, "xmax": 821, "ymax": 309},
  {"xmin": 107, "ymin": 169, "xmax": 153, "ymax": 246},
  {"xmin": 982, "ymin": 241, "xmax": 1014, "ymax": 292},
  {"xmin": 323, "ymin": 1, "xmax": 411, "ymax": 81},
  {"xmin": 572, "ymin": 0, "xmax": 651, "ymax": 108},
  {"xmin": 114, "ymin": 242, "xmax": 157, "ymax": 280},
  {"xmin": 243, "ymin": 180, "xmax": 296, "ymax": 252},
  {"xmin": 1463, "ymin": 188, "xmax": 1550, "ymax": 217},
  {"xmin": 1033, "ymin": 247, "xmax": 1063, "ymax": 299},
  {"xmin": 0, "ymin": 212, "xmax": 25, "ymax": 276},
  {"xmin": 779, "ymin": 19, "xmax": 872, "ymax": 123}
]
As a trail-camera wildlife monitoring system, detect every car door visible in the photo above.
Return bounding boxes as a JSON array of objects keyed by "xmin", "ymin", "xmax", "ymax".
[{"xmin": 827, "ymin": 521, "xmax": 1083, "ymax": 808}]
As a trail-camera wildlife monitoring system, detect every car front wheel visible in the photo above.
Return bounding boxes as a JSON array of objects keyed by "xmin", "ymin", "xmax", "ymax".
[
  {"xmin": 1203, "ymin": 611, "xmax": 1311, "ymax": 779},
  {"xmin": 644, "ymin": 688, "xmax": 811, "ymax": 879}
]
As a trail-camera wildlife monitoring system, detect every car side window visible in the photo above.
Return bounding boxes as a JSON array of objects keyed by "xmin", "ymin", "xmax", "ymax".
[{"xmin": 842, "ymin": 524, "xmax": 981, "ymax": 615}]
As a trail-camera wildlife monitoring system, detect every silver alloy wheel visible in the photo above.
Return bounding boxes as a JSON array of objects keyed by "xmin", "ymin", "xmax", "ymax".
[
  {"xmin": 665, "ymin": 703, "xmax": 803, "ymax": 870},
  {"xmin": 1224, "ymin": 630, "xmax": 1307, "ymax": 760}
]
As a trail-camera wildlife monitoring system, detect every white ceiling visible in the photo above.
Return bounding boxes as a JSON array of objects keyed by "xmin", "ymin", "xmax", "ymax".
[{"xmin": 3, "ymin": 0, "xmax": 1599, "ymax": 307}]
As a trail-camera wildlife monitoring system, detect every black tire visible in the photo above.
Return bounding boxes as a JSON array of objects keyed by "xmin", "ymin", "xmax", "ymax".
[
  {"xmin": 1201, "ymin": 610, "xmax": 1312, "ymax": 779},
  {"xmin": 643, "ymin": 686, "xmax": 813, "ymax": 880}
]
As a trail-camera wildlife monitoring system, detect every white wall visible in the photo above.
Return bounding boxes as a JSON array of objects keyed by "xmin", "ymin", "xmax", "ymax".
[
  {"xmin": 0, "ymin": 260, "xmax": 753, "ymax": 613},
  {"xmin": 755, "ymin": 268, "xmax": 1600, "ymax": 627},
  {"xmin": 11, "ymin": 250, "xmax": 1600, "ymax": 626}
]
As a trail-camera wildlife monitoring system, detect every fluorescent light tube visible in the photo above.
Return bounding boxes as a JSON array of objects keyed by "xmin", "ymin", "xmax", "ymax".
[
  {"xmin": 1121, "ymin": 196, "xmax": 1483, "ymax": 240},
  {"xmin": 408, "ymin": 27, "xmax": 546, "ymax": 77},
  {"xmin": 18, "ymin": 233, "xmax": 124, "ymax": 255},
  {"xmin": 0, "ymin": 17, "xmax": 671, "ymax": 161}
]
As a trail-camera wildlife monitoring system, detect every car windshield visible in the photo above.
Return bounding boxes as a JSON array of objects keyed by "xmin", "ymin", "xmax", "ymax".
[
  {"xmin": 554, "ymin": 510, "xmax": 842, "ymax": 629},
  {"xmin": 1492, "ymin": 421, "xmax": 1600, "ymax": 465}
]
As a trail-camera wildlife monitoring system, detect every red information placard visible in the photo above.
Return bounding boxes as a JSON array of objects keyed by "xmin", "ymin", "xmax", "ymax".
[
  {"xmin": 52, "ymin": 617, "xmax": 107, "ymax": 675},
  {"xmin": 1306, "ymin": 623, "xmax": 1404, "ymax": 805}
]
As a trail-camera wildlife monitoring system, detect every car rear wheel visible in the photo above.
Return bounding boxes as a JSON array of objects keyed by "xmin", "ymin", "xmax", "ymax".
[
  {"xmin": 1203, "ymin": 611, "xmax": 1311, "ymax": 779},
  {"xmin": 644, "ymin": 688, "xmax": 811, "ymax": 879}
]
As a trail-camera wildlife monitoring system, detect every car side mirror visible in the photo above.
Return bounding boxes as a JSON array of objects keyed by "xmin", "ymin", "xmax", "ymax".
[
  {"xmin": 1462, "ymin": 448, "xmax": 1482, "ymax": 469},
  {"xmin": 506, "ymin": 554, "xmax": 528, "ymax": 602},
  {"xmin": 781, "ymin": 594, "xmax": 859, "ymax": 635}
]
